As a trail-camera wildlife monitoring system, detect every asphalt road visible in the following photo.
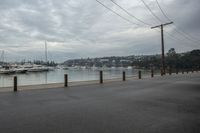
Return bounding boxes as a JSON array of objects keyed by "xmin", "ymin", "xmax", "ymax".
[{"xmin": 0, "ymin": 73, "xmax": 200, "ymax": 133}]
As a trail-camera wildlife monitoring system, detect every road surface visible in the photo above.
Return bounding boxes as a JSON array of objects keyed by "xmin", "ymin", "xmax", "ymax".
[{"xmin": 0, "ymin": 73, "xmax": 200, "ymax": 133}]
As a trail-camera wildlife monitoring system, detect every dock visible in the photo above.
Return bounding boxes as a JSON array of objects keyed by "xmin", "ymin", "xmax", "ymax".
[{"xmin": 0, "ymin": 73, "xmax": 200, "ymax": 133}]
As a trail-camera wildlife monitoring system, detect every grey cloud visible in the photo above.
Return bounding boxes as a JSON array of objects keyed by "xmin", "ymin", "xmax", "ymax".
[{"xmin": 0, "ymin": 0, "xmax": 199, "ymax": 62}]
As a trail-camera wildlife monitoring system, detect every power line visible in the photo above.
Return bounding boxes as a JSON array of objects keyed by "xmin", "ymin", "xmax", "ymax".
[
  {"xmin": 173, "ymin": 25, "xmax": 200, "ymax": 42},
  {"xmin": 96, "ymin": 0, "xmax": 141, "ymax": 26},
  {"xmin": 109, "ymin": 0, "xmax": 151, "ymax": 26},
  {"xmin": 172, "ymin": 27, "xmax": 200, "ymax": 44},
  {"xmin": 108, "ymin": 0, "xmax": 175, "ymax": 38},
  {"xmin": 172, "ymin": 25, "xmax": 200, "ymax": 44},
  {"xmin": 96, "ymin": 0, "xmax": 199, "ymax": 48},
  {"xmin": 140, "ymin": 0, "xmax": 163, "ymax": 23},
  {"xmin": 165, "ymin": 30, "xmax": 200, "ymax": 47},
  {"xmin": 155, "ymin": 0, "xmax": 171, "ymax": 22},
  {"xmin": 165, "ymin": 30, "xmax": 184, "ymax": 42},
  {"xmin": 155, "ymin": 0, "xmax": 200, "ymax": 44},
  {"xmin": 108, "ymin": 1, "xmax": 171, "ymax": 37},
  {"xmin": 160, "ymin": 28, "xmax": 200, "ymax": 47},
  {"xmin": 139, "ymin": 0, "xmax": 184, "ymax": 46},
  {"xmin": 154, "ymin": 26, "xmax": 200, "ymax": 48}
]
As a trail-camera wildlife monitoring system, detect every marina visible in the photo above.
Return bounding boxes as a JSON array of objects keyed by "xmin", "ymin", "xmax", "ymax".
[
  {"xmin": 0, "ymin": 0, "xmax": 199, "ymax": 132},
  {"xmin": 0, "ymin": 64, "xmax": 52, "ymax": 74},
  {"xmin": 0, "ymin": 66, "xmax": 145, "ymax": 88}
]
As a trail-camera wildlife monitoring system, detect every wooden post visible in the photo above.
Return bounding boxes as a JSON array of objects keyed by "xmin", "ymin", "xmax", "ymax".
[
  {"xmin": 169, "ymin": 68, "xmax": 172, "ymax": 75},
  {"xmin": 123, "ymin": 71, "xmax": 126, "ymax": 81},
  {"xmin": 64, "ymin": 74, "xmax": 68, "ymax": 87},
  {"xmin": 151, "ymin": 69, "xmax": 154, "ymax": 78},
  {"xmin": 138, "ymin": 70, "xmax": 141, "ymax": 79},
  {"xmin": 182, "ymin": 69, "xmax": 184, "ymax": 74},
  {"xmin": 176, "ymin": 69, "xmax": 178, "ymax": 74},
  {"xmin": 14, "ymin": 76, "xmax": 17, "ymax": 92},
  {"xmin": 100, "ymin": 71, "xmax": 103, "ymax": 84},
  {"xmin": 161, "ymin": 69, "xmax": 163, "ymax": 76}
]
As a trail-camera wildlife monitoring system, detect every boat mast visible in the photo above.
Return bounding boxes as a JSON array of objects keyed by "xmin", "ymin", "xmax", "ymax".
[
  {"xmin": 45, "ymin": 41, "xmax": 47, "ymax": 64},
  {"xmin": 0, "ymin": 50, "xmax": 5, "ymax": 65}
]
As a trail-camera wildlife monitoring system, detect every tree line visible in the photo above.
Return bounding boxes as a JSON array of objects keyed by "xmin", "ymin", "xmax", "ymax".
[{"xmin": 64, "ymin": 48, "xmax": 200, "ymax": 70}]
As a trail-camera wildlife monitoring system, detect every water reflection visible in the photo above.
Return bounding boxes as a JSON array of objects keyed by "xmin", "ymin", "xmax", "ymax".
[{"xmin": 0, "ymin": 68, "xmax": 144, "ymax": 87}]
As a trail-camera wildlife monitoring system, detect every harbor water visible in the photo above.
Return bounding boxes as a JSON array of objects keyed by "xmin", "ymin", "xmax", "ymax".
[{"xmin": 0, "ymin": 68, "xmax": 150, "ymax": 88}]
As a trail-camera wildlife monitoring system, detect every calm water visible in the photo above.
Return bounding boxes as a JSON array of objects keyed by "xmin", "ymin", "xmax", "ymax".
[{"xmin": 0, "ymin": 68, "xmax": 150, "ymax": 87}]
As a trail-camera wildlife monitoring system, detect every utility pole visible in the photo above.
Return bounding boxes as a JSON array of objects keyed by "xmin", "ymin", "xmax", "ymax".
[{"xmin": 151, "ymin": 22, "xmax": 173, "ymax": 75}]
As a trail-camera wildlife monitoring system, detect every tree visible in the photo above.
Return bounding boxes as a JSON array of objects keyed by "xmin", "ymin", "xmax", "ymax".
[
  {"xmin": 166, "ymin": 48, "xmax": 178, "ymax": 69},
  {"xmin": 167, "ymin": 48, "xmax": 176, "ymax": 56}
]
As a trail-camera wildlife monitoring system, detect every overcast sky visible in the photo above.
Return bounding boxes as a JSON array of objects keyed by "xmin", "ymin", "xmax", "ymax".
[{"xmin": 0, "ymin": 0, "xmax": 200, "ymax": 62}]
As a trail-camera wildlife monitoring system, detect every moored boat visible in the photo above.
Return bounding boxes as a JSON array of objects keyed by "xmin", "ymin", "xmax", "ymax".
[
  {"xmin": 0, "ymin": 68, "xmax": 15, "ymax": 74},
  {"xmin": 14, "ymin": 68, "xmax": 28, "ymax": 73},
  {"xmin": 27, "ymin": 65, "xmax": 49, "ymax": 72}
]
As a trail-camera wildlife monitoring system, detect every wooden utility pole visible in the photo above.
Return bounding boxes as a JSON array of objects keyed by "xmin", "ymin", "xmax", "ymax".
[{"xmin": 151, "ymin": 22, "xmax": 173, "ymax": 75}]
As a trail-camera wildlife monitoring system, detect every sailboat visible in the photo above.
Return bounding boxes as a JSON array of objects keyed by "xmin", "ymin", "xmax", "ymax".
[
  {"xmin": 27, "ymin": 41, "xmax": 51, "ymax": 72},
  {"xmin": 44, "ymin": 40, "xmax": 52, "ymax": 71},
  {"xmin": 0, "ymin": 50, "xmax": 16, "ymax": 74}
]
